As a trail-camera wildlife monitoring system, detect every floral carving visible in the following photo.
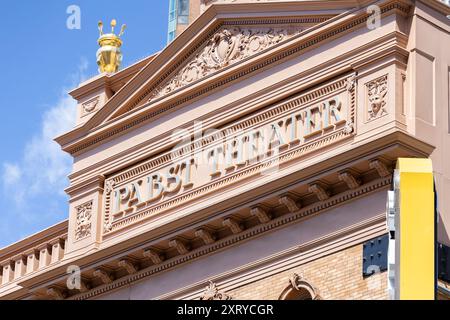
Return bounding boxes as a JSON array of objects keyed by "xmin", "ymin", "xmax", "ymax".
[
  {"xmin": 148, "ymin": 26, "xmax": 301, "ymax": 101},
  {"xmin": 346, "ymin": 75, "xmax": 356, "ymax": 92},
  {"xmin": 105, "ymin": 179, "xmax": 116, "ymax": 195},
  {"xmin": 82, "ymin": 97, "xmax": 100, "ymax": 116},
  {"xmin": 75, "ymin": 201, "xmax": 93, "ymax": 240},
  {"xmin": 367, "ymin": 75, "xmax": 388, "ymax": 121},
  {"xmin": 200, "ymin": 281, "xmax": 232, "ymax": 300},
  {"xmin": 344, "ymin": 121, "xmax": 354, "ymax": 134}
]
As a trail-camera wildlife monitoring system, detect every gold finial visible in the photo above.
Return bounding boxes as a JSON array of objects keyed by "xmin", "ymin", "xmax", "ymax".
[
  {"xmin": 96, "ymin": 19, "xmax": 126, "ymax": 74},
  {"xmin": 111, "ymin": 19, "xmax": 117, "ymax": 33},
  {"xmin": 119, "ymin": 24, "xmax": 127, "ymax": 37},
  {"xmin": 98, "ymin": 21, "xmax": 104, "ymax": 35}
]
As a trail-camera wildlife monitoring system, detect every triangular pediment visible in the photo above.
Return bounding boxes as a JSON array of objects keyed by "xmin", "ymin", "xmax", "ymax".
[
  {"xmin": 97, "ymin": 14, "xmax": 335, "ymax": 124},
  {"xmin": 59, "ymin": 1, "xmax": 380, "ymax": 152},
  {"xmin": 145, "ymin": 24, "xmax": 306, "ymax": 102}
]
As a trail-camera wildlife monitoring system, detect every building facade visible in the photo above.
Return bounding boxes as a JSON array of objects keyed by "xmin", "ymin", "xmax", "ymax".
[
  {"xmin": 168, "ymin": 0, "xmax": 201, "ymax": 43},
  {"xmin": 0, "ymin": 0, "xmax": 450, "ymax": 300}
]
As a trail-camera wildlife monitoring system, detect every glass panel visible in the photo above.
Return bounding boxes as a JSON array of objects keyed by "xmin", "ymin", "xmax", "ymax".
[
  {"xmin": 178, "ymin": 0, "xmax": 189, "ymax": 16},
  {"xmin": 177, "ymin": 0, "xmax": 189, "ymax": 25},
  {"xmin": 167, "ymin": 31, "xmax": 176, "ymax": 43},
  {"xmin": 168, "ymin": 0, "xmax": 177, "ymax": 22},
  {"xmin": 177, "ymin": 16, "xmax": 189, "ymax": 24}
]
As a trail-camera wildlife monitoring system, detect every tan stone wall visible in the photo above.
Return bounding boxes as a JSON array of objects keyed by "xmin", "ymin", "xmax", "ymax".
[
  {"xmin": 228, "ymin": 245, "xmax": 388, "ymax": 300},
  {"xmin": 176, "ymin": 0, "xmax": 201, "ymax": 37}
]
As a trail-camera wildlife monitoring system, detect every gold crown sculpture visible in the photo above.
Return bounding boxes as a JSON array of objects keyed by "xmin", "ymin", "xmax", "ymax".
[{"xmin": 96, "ymin": 19, "xmax": 126, "ymax": 73}]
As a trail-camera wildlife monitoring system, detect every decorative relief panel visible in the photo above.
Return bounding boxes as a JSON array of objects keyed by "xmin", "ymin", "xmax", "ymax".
[
  {"xmin": 279, "ymin": 272, "xmax": 322, "ymax": 300},
  {"xmin": 366, "ymin": 75, "xmax": 388, "ymax": 121},
  {"xmin": 147, "ymin": 25, "xmax": 303, "ymax": 102},
  {"xmin": 200, "ymin": 281, "xmax": 232, "ymax": 300},
  {"xmin": 82, "ymin": 96, "xmax": 100, "ymax": 117},
  {"xmin": 102, "ymin": 75, "xmax": 356, "ymax": 235},
  {"xmin": 75, "ymin": 201, "xmax": 93, "ymax": 241}
]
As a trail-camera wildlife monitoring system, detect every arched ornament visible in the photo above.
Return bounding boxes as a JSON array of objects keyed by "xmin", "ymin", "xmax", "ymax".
[{"xmin": 279, "ymin": 272, "xmax": 322, "ymax": 300}]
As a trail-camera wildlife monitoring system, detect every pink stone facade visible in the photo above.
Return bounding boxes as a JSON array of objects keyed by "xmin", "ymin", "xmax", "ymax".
[{"xmin": 0, "ymin": 0, "xmax": 449, "ymax": 300}]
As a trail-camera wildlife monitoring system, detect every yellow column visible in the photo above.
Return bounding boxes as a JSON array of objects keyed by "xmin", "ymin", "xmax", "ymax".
[{"xmin": 396, "ymin": 158, "xmax": 435, "ymax": 300}]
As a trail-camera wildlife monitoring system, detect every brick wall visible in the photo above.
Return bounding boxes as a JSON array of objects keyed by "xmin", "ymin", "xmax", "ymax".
[{"xmin": 228, "ymin": 244, "xmax": 388, "ymax": 300}]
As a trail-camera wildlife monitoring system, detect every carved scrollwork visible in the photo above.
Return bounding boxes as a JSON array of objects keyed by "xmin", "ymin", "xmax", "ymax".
[
  {"xmin": 346, "ymin": 75, "xmax": 356, "ymax": 92},
  {"xmin": 105, "ymin": 179, "xmax": 116, "ymax": 195},
  {"xmin": 75, "ymin": 201, "xmax": 93, "ymax": 241},
  {"xmin": 200, "ymin": 281, "xmax": 232, "ymax": 300},
  {"xmin": 82, "ymin": 97, "xmax": 100, "ymax": 116},
  {"xmin": 148, "ymin": 26, "xmax": 301, "ymax": 101},
  {"xmin": 279, "ymin": 272, "xmax": 322, "ymax": 300},
  {"xmin": 367, "ymin": 75, "xmax": 388, "ymax": 121},
  {"xmin": 343, "ymin": 121, "xmax": 354, "ymax": 134}
]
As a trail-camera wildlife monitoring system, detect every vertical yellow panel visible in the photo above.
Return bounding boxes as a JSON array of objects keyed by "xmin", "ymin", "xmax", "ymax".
[{"xmin": 397, "ymin": 158, "xmax": 435, "ymax": 300}]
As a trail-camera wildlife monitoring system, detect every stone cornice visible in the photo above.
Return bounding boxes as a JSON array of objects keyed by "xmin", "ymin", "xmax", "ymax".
[
  {"xmin": 55, "ymin": 0, "xmax": 411, "ymax": 157},
  {"xmin": 418, "ymin": 0, "xmax": 450, "ymax": 15},
  {"xmin": 0, "ymin": 221, "xmax": 68, "ymax": 265},
  {"xmin": 158, "ymin": 215, "xmax": 388, "ymax": 300},
  {"xmin": 68, "ymin": 54, "xmax": 158, "ymax": 101},
  {"xmin": 69, "ymin": 176, "xmax": 391, "ymax": 300},
  {"xmin": 10, "ymin": 128, "xmax": 433, "ymax": 299},
  {"xmin": 65, "ymin": 174, "xmax": 105, "ymax": 202}
]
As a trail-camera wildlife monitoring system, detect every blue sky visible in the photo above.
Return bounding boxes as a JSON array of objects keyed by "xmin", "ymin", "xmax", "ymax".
[{"xmin": 0, "ymin": 1, "xmax": 169, "ymax": 247}]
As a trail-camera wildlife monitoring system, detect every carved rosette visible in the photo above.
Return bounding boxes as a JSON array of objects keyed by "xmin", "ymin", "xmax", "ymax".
[
  {"xmin": 148, "ymin": 26, "xmax": 301, "ymax": 101},
  {"xmin": 366, "ymin": 75, "xmax": 388, "ymax": 121},
  {"xmin": 75, "ymin": 201, "xmax": 93, "ymax": 241},
  {"xmin": 200, "ymin": 281, "xmax": 232, "ymax": 300}
]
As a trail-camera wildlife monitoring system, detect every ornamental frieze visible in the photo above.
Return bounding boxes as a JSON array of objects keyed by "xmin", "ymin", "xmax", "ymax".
[
  {"xmin": 147, "ymin": 25, "xmax": 303, "ymax": 101},
  {"xmin": 103, "ymin": 75, "xmax": 356, "ymax": 234},
  {"xmin": 75, "ymin": 201, "xmax": 93, "ymax": 241},
  {"xmin": 200, "ymin": 281, "xmax": 232, "ymax": 300},
  {"xmin": 366, "ymin": 74, "xmax": 388, "ymax": 121},
  {"xmin": 81, "ymin": 96, "xmax": 100, "ymax": 117}
]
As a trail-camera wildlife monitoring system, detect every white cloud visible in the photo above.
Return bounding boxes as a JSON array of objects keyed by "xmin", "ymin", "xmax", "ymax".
[
  {"xmin": 1, "ymin": 59, "xmax": 88, "ymax": 208},
  {"xmin": 2, "ymin": 163, "xmax": 22, "ymax": 186}
]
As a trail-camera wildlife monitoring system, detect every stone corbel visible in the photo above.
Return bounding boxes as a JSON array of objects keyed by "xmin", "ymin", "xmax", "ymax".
[
  {"xmin": 143, "ymin": 249, "xmax": 165, "ymax": 265},
  {"xmin": 46, "ymin": 287, "xmax": 66, "ymax": 300},
  {"xmin": 169, "ymin": 239, "xmax": 190, "ymax": 255},
  {"xmin": 48, "ymin": 238, "xmax": 65, "ymax": 264},
  {"xmin": 78, "ymin": 279, "xmax": 90, "ymax": 293},
  {"xmin": 118, "ymin": 259, "xmax": 137, "ymax": 275},
  {"xmin": 25, "ymin": 249, "xmax": 40, "ymax": 275},
  {"xmin": 250, "ymin": 206, "xmax": 272, "ymax": 223},
  {"xmin": 338, "ymin": 171, "xmax": 361, "ymax": 189},
  {"xmin": 0, "ymin": 261, "xmax": 14, "ymax": 285},
  {"xmin": 369, "ymin": 159, "xmax": 391, "ymax": 178},
  {"xmin": 308, "ymin": 183, "xmax": 330, "ymax": 201},
  {"xmin": 195, "ymin": 229, "xmax": 217, "ymax": 245},
  {"xmin": 222, "ymin": 218, "xmax": 244, "ymax": 234},
  {"xmin": 37, "ymin": 244, "xmax": 52, "ymax": 270},
  {"xmin": 93, "ymin": 269, "xmax": 114, "ymax": 284},
  {"xmin": 279, "ymin": 195, "xmax": 301, "ymax": 213},
  {"xmin": 12, "ymin": 255, "xmax": 27, "ymax": 280}
]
